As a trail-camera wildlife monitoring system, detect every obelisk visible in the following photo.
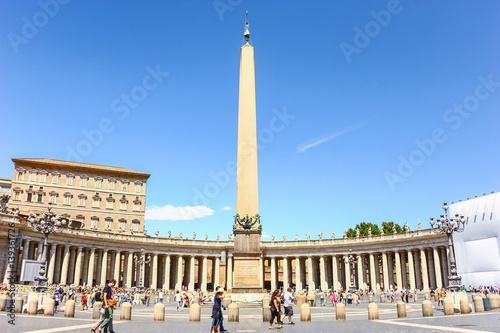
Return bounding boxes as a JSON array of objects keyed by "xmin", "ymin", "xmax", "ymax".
[{"xmin": 231, "ymin": 13, "xmax": 264, "ymax": 293}]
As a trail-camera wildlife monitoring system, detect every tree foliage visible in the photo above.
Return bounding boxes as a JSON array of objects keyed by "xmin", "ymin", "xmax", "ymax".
[
  {"xmin": 346, "ymin": 222, "xmax": 380, "ymax": 238},
  {"xmin": 381, "ymin": 221, "xmax": 403, "ymax": 234}
]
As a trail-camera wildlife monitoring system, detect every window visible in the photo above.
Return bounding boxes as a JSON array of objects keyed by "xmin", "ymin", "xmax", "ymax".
[
  {"xmin": 474, "ymin": 215, "xmax": 477, "ymax": 223},
  {"xmin": 105, "ymin": 217, "xmax": 112, "ymax": 230},
  {"xmin": 52, "ymin": 174, "xmax": 59, "ymax": 184},
  {"xmin": 95, "ymin": 179, "xmax": 102, "ymax": 189},
  {"xmin": 133, "ymin": 197, "xmax": 141, "ymax": 211},
  {"xmin": 91, "ymin": 217, "xmax": 99, "ymax": 230},
  {"xmin": 81, "ymin": 178, "xmax": 87, "ymax": 188},
  {"xmin": 66, "ymin": 174, "xmax": 74, "ymax": 186},
  {"xmin": 119, "ymin": 219, "xmax": 126, "ymax": 232},
  {"xmin": 78, "ymin": 194, "xmax": 87, "ymax": 206},
  {"xmin": 29, "ymin": 172, "xmax": 36, "ymax": 182},
  {"xmin": 27, "ymin": 193, "xmax": 33, "ymax": 202},
  {"xmin": 92, "ymin": 193, "xmax": 101, "ymax": 208},
  {"xmin": 37, "ymin": 194, "xmax": 43, "ymax": 203},
  {"xmin": 106, "ymin": 195, "xmax": 114, "ymax": 209},
  {"xmin": 120, "ymin": 195, "xmax": 128, "ymax": 210},
  {"xmin": 63, "ymin": 192, "xmax": 73, "ymax": 205},
  {"xmin": 135, "ymin": 183, "xmax": 142, "ymax": 193},
  {"xmin": 49, "ymin": 191, "xmax": 58, "ymax": 204},
  {"xmin": 13, "ymin": 192, "xmax": 21, "ymax": 201},
  {"xmin": 16, "ymin": 171, "xmax": 24, "ymax": 181},
  {"xmin": 108, "ymin": 179, "xmax": 115, "ymax": 190},
  {"xmin": 482, "ymin": 213, "xmax": 485, "ymax": 221},
  {"xmin": 39, "ymin": 173, "xmax": 46, "ymax": 183},
  {"xmin": 132, "ymin": 219, "xmax": 140, "ymax": 231},
  {"xmin": 76, "ymin": 215, "xmax": 85, "ymax": 228}
]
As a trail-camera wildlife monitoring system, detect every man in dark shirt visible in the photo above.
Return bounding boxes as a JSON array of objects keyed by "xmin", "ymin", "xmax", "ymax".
[
  {"xmin": 101, "ymin": 279, "xmax": 117, "ymax": 333},
  {"xmin": 95, "ymin": 290, "xmax": 102, "ymax": 303}
]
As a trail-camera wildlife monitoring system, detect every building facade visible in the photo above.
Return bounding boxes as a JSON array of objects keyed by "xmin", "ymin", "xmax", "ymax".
[{"xmin": 8, "ymin": 158, "xmax": 150, "ymax": 234}]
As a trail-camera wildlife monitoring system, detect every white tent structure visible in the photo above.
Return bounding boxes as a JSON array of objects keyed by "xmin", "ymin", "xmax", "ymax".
[{"xmin": 449, "ymin": 192, "xmax": 500, "ymax": 288}]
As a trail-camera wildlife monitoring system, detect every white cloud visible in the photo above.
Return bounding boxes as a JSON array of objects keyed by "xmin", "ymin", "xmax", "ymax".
[
  {"xmin": 145, "ymin": 205, "xmax": 214, "ymax": 221},
  {"xmin": 297, "ymin": 122, "xmax": 366, "ymax": 153},
  {"xmin": 221, "ymin": 206, "xmax": 231, "ymax": 210}
]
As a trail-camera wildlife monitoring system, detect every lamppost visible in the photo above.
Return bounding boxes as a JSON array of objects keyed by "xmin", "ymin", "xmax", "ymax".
[
  {"xmin": 134, "ymin": 248, "xmax": 150, "ymax": 293},
  {"xmin": 27, "ymin": 204, "xmax": 68, "ymax": 292},
  {"xmin": 430, "ymin": 202, "xmax": 465, "ymax": 292},
  {"xmin": 343, "ymin": 249, "xmax": 357, "ymax": 293}
]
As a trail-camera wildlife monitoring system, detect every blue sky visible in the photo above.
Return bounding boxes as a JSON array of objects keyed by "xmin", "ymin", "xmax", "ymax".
[{"xmin": 1, "ymin": 0, "xmax": 499, "ymax": 240}]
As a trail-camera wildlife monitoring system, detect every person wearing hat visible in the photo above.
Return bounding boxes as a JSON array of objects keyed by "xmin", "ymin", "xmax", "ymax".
[{"xmin": 211, "ymin": 287, "xmax": 226, "ymax": 333}]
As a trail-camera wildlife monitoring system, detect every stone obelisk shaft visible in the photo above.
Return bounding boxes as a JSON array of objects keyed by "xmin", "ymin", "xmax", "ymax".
[{"xmin": 236, "ymin": 42, "xmax": 259, "ymax": 224}]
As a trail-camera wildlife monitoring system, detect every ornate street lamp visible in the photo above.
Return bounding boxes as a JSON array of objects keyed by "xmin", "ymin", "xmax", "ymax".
[
  {"xmin": 134, "ymin": 248, "xmax": 150, "ymax": 293},
  {"xmin": 343, "ymin": 248, "xmax": 357, "ymax": 293},
  {"xmin": 430, "ymin": 202, "xmax": 465, "ymax": 292},
  {"xmin": 27, "ymin": 204, "xmax": 68, "ymax": 292}
]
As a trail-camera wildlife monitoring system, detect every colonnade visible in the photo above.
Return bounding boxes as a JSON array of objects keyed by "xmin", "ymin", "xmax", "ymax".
[{"xmin": 262, "ymin": 246, "xmax": 450, "ymax": 292}]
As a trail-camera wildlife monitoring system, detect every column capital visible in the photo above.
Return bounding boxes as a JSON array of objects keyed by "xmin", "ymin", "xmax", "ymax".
[{"xmin": 50, "ymin": 245, "xmax": 57, "ymax": 253}]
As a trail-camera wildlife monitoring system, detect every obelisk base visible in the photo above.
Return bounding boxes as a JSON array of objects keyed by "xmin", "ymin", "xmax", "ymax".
[{"xmin": 231, "ymin": 230, "xmax": 266, "ymax": 293}]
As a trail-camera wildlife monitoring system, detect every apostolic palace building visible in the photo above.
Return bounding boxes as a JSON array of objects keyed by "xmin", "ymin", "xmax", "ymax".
[{"xmin": 0, "ymin": 15, "xmax": 463, "ymax": 297}]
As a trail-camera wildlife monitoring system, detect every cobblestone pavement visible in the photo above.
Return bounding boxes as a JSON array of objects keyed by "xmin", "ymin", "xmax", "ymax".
[{"xmin": 2, "ymin": 295, "xmax": 500, "ymax": 333}]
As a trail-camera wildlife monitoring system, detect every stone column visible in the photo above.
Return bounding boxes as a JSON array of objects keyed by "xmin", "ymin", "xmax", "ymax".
[
  {"xmin": 307, "ymin": 256, "xmax": 315, "ymax": 291},
  {"xmin": 100, "ymin": 250, "xmax": 108, "ymax": 286},
  {"xmin": 87, "ymin": 248, "xmax": 95, "ymax": 287},
  {"xmin": 201, "ymin": 256, "xmax": 208, "ymax": 291},
  {"xmin": 73, "ymin": 247, "xmax": 83, "ymax": 285},
  {"xmin": 395, "ymin": 251, "xmax": 403, "ymax": 291},
  {"xmin": 47, "ymin": 245, "xmax": 57, "ymax": 284},
  {"xmin": 114, "ymin": 251, "xmax": 121, "ymax": 282},
  {"xmin": 415, "ymin": 250, "xmax": 422, "ymax": 290},
  {"xmin": 382, "ymin": 252, "xmax": 389, "ymax": 291},
  {"xmin": 387, "ymin": 252, "xmax": 395, "ymax": 290},
  {"xmin": 176, "ymin": 256, "xmax": 183, "ymax": 291},
  {"xmin": 151, "ymin": 253, "xmax": 158, "ymax": 289},
  {"xmin": 37, "ymin": 242, "xmax": 44, "ymax": 261},
  {"xmin": 68, "ymin": 247, "xmax": 76, "ymax": 284},
  {"xmin": 28, "ymin": 241, "xmax": 35, "ymax": 260},
  {"xmin": 361, "ymin": 255, "xmax": 368, "ymax": 290},
  {"xmin": 332, "ymin": 255, "xmax": 339, "ymax": 291},
  {"xmin": 188, "ymin": 255, "xmax": 195, "ymax": 290},
  {"xmin": 401, "ymin": 252, "xmax": 408, "ymax": 288},
  {"xmin": 357, "ymin": 254, "xmax": 363, "ymax": 290},
  {"xmin": 163, "ymin": 255, "xmax": 171, "ymax": 290},
  {"xmin": 296, "ymin": 257, "xmax": 303, "ymax": 291},
  {"xmin": 433, "ymin": 247, "xmax": 442, "ymax": 289},
  {"xmin": 214, "ymin": 256, "xmax": 220, "ymax": 289},
  {"xmin": 54, "ymin": 245, "xmax": 63, "ymax": 284},
  {"xmin": 319, "ymin": 256, "xmax": 327, "ymax": 291},
  {"xmin": 440, "ymin": 247, "xmax": 449, "ymax": 288},
  {"xmin": 126, "ymin": 252, "xmax": 133, "ymax": 288},
  {"xmin": 408, "ymin": 249, "xmax": 416, "ymax": 291},
  {"xmin": 283, "ymin": 257, "xmax": 289, "ymax": 291},
  {"xmin": 369, "ymin": 253, "xmax": 376, "ymax": 291},
  {"xmin": 344, "ymin": 256, "xmax": 350, "ymax": 291},
  {"xmin": 22, "ymin": 239, "xmax": 30, "ymax": 261},
  {"xmin": 420, "ymin": 248, "xmax": 429, "ymax": 290},
  {"xmin": 227, "ymin": 254, "xmax": 233, "ymax": 290},
  {"xmin": 95, "ymin": 250, "xmax": 103, "ymax": 285},
  {"xmin": 60, "ymin": 245, "xmax": 70, "ymax": 285},
  {"xmin": 270, "ymin": 256, "xmax": 277, "ymax": 291}
]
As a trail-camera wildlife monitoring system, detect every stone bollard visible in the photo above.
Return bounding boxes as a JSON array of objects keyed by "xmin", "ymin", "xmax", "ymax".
[
  {"xmin": 121, "ymin": 302, "xmax": 132, "ymax": 320},
  {"xmin": 414, "ymin": 294, "xmax": 418, "ymax": 302},
  {"xmin": 22, "ymin": 294, "xmax": 28, "ymax": 305},
  {"xmin": 64, "ymin": 300, "xmax": 75, "ymax": 317},
  {"xmin": 262, "ymin": 302, "xmax": 271, "ymax": 322},
  {"xmin": 483, "ymin": 297, "xmax": 492, "ymax": 311},
  {"xmin": 369, "ymin": 295, "xmax": 373, "ymax": 303},
  {"xmin": 154, "ymin": 303, "xmax": 165, "ymax": 321},
  {"xmin": 424, "ymin": 294, "xmax": 429, "ymax": 301},
  {"xmin": 368, "ymin": 303, "xmax": 379, "ymax": 320},
  {"xmin": 300, "ymin": 303, "xmax": 311, "ymax": 321},
  {"xmin": 44, "ymin": 298, "xmax": 55, "ymax": 316},
  {"xmin": 460, "ymin": 298, "xmax": 471, "ymax": 314},
  {"xmin": 14, "ymin": 296, "xmax": 24, "ymax": 313},
  {"xmin": 92, "ymin": 301, "xmax": 103, "ymax": 319},
  {"xmin": 28, "ymin": 298, "xmax": 38, "ymax": 315},
  {"xmin": 166, "ymin": 296, "xmax": 170, "ymax": 303},
  {"xmin": 223, "ymin": 295, "xmax": 232, "ymax": 308},
  {"xmin": 189, "ymin": 303, "xmax": 200, "ymax": 322},
  {"xmin": 434, "ymin": 295, "xmax": 439, "ymax": 302},
  {"xmin": 487, "ymin": 294, "xmax": 498, "ymax": 309},
  {"xmin": 443, "ymin": 299, "xmax": 454, "ymax": 315},
  {"xmin": 336, "ymin": 302, "xmax": 346, "ymax": 321},
  {"xmin": 306, "ymin": 293, "xmax": 316, "ymax": 307},
  {"xmin": 0, "ymin": 296, "xmax": 7, "ymax": 311},
  {"xmin": 397, "ymin": 302, "xmax": 407, "ymax": 318},
  {"xmin": 296, "ymin": 295, "xmax": 306, "ymax": 308},
  {"xmin": 473, "ymin": 296, "xmax": 484, "ymax": 312},
  {"xmin": 380, "ymin": 294, "xmax": 385, "ymax": 303},
  {"xmin": 422, "ymin": 300, "xmax": 433, "ymax": 317},
  {"xmin": 228, "ymin": 303, "xmax": 239, "ymax": 322}
]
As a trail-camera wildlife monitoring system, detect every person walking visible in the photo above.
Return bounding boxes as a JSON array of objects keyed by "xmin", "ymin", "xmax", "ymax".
[
  {"xmin": 100, "ymin": 279, "xmax": 117, "ymax": 333},
  {"xmin": 269, "ymin": 290, "xmax": 284, "ymax": 329},
  {"xmin": 283, "ymin": 287, "xmax": 295, "ymax": 325},
  {"xmin": 175, "ymin": 291, "xmax": 182, "ymax": 311},
  {"xmin": 211, "ymin": 288, "xmax": 225, "ymax": 333},
  {"xmin": 158, "ymin": 290, "xmax": 164, "ymax": 303}
]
